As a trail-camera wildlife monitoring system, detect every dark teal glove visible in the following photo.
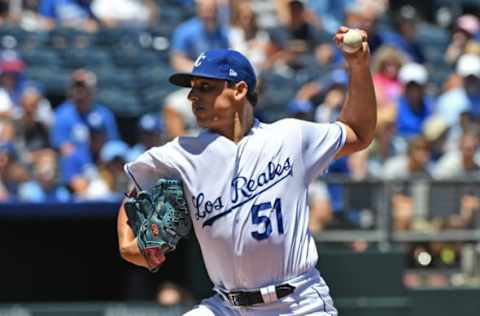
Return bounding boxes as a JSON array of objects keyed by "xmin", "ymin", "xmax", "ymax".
[{"xmin": 124, "ymin": 179, "xmax": 192, "ymax": 272}]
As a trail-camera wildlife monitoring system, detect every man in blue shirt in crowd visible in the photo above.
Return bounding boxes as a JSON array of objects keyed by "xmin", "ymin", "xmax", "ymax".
[
  {"xmin": 396, "ymin": 63, "xmax": 434, "ymax": 139},
  {"xmin": 50, "ymin": 68, "xmax": 119, "ymax": 189},
  {"xmin": 169, "ymin": 0, "xmax": 229, "ymax": 72}
]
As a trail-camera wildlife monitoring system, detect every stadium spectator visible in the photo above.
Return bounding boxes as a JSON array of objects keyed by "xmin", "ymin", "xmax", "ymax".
[
  {"xmin": 385, "ymin": 5, "xmax": 425, "ymax": 63},
  {"xmin": 0, "ymin": 86, "xmax": 13, "ymax": 117},
  {"xmin": 169, "ymin": 0, "xmax": 229, "ymax": 72},
  {"xmin": 96, "ymin": 140, "xmax": 130, "ymax": 199},
  {"xmin": 367, "ymin": 106, "xmax": 403, "ymax": 177},
  {"xmin": 85, "ymin": 111, "xmax": 107, "ymax": 164},
  {"xmin": 228, "ymin": 1, "xmax": 270, "ymax": 74},
  {"xmin": 371, "ymin": 45, "xmax": 406, "ymax": 116},
  {"xmin": 0, "ymin": 53, "xmax": 54, "ymax": 128},
  {"xmin": 0, "ymin": 0, "xmax": 11, "ymax": 25},
  {"xmin": 445, "ymin": 193, "xmax": 480, "ymax": 230},
  {"xmin": 268, "ymin": 0, "xmax": 323, "ymax": 70},
  {"xmin": 128, "ymin": 113, "xmax": 164, "ymax": 162},
  {"xmin": 435, "ymin": 54, "xmax": 480, "ymax": 127},
  {"xmin": 0, "ymin": 135, "xmax": 30, "ymax": 201},
  {"xmin": 422, "ymin": 115, "xmax": 450, "ymax": 162},
  {"xmin": 382, "ymin": 136, "xmax": 432, "ymax": 181},
  {"xmin": 39, "ymin": 0, "xmax": 98, "ymax": 32},
  {"xmin": 67, "ymin": 140, "xmax": 129, "ymax": 201},
  {"xmin": 17, "ymin": 149, "xmax": 71, "ymax": 202},
  {"xmin": 343, "ymin": 0, "xmax": 386, "ymax": 54},
  {"xmin": 433, "ymin": 129, "xmax": 480, "ymax": 179},
  {"xmin": 13, "ymin": 88, "xmax": 51, "ymax": 165},
  {"xmin": 286, "ymin": 68, "xmax": 347, "ymax": 124},
  {"xmin": 445, "ymin": 14, "xmax": 480, "ymax": 65},
  {"xmin": 382, "ymin": 136, "xmax": 432, "ymax": 231},
  {"xmin": 0, "ymin": 51, "xmax": 32, "ymax": 107},
  {"xmin": 396, "ymin": 63, "xmax": 434, "ymax": 140},
  {"xmin": 10, "ymin": 0, "xmax": 52, "ymax": 31},
  {"xmin": 0, "ymin": 142, "xmax": 22, "ymax": 201},
  {"xmin": 50, "ymin": 69, "xmax": 119, "ymax": 154},
  {"xmin": 314, "ymin": 68, "xmax": 348, "ymax": 123},
  {"xmin": 58, "ymin": 145, "xmax": 94, "ymax": 197},
  {"xmin": 306, "ymin": 0, "xmax": 354, "ymax": 36},
  {"xmin": 50, "ymin": 69, "xmax": 119, "ymax": 191},
  {"xmin": 91, "ymin": 0, "xmax": 158, "ymax": 29}
]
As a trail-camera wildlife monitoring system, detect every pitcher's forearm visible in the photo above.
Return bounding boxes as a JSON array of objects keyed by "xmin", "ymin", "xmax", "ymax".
[
  {"xmin": 338, "ymin": 63, "xmax": 377, "ymax": 147},
  {"xmin": 117, "ymin": 201, "xmax": 148, "ymax": 268}
]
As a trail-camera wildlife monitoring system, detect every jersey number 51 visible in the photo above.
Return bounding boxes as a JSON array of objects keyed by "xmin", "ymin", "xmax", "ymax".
[{"xmin": 250, "ymin": 198, "xmax": 284, "ymax": 241}]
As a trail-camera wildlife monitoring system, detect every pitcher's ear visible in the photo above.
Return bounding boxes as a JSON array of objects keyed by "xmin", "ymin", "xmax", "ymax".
[{"xmin": 233, "ymin": 81, "xmax": 248, "ymax": 101}]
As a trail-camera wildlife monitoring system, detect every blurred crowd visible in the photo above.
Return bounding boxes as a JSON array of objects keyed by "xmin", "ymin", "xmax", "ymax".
[{"xmin": 0, "ymin": 1, "xmax": 479, "ymax": 235}]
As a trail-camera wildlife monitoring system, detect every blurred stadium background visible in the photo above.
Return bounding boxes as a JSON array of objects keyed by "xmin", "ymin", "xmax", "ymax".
[{"xmin": 0, "ymin": 0, "xmax": 479, "ymax": 315}]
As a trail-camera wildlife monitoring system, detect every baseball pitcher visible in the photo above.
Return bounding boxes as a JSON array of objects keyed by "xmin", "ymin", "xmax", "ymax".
[{"xmin": 117, "ymin": 26, "xmax": 376, "ymax": 315}]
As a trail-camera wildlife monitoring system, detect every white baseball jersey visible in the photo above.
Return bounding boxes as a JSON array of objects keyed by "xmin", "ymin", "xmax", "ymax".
[{"xmin": 124, "ymin": 118, "xmax": 346, "ymax": 291}]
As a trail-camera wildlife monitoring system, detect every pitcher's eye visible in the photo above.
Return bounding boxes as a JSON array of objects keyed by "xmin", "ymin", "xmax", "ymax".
[{"xmin": 198, "ymin": 83, "xmax": 212, "ymax": 92}]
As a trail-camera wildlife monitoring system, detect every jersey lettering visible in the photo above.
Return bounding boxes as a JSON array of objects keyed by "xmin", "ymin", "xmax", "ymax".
[{"xmin": 198, "ymin": 157, "xmax": 293, "ymax": 227}]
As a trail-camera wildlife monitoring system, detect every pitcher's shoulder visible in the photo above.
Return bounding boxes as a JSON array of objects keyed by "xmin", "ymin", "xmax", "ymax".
[
  {"xmin": 265, "ymin": 118, "xmax": 306, "ymax": 134},
  {"xmin": 172, "ymin": 132, "xmax": 221, "ymax": 155}
]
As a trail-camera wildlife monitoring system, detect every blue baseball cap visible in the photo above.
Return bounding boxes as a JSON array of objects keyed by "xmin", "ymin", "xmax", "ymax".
[
  {"xmin": 100, "ymin": 140, "xmax": 129, "ymax": 162},
  {"xmin": 169, "ymin": 49, "xmax": 257, "ymax": 94}
]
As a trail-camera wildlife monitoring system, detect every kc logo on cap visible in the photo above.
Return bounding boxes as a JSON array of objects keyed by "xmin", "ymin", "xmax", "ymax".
[
  {"xmin": 169, "ymin": 49, "xmax": 257, "ymax": 94},
  {"xmin": 194, "ymin": 53, "xmax": 206, "ymax": 68}
]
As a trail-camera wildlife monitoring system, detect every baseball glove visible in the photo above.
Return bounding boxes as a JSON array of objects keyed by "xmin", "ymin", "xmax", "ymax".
[{"xmin": 124, "ymin": 178, "xmax": 192, "ymax": 272}]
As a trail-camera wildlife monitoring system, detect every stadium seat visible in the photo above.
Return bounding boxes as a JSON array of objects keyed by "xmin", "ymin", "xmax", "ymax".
[
  {"xmin": 257, "ymin": 71, "xmax": 299, "ymax": 121},
  {"xmin": 0, "ymin": 25, "xmax": 26, "ymax": 48},
  {"xmin": 111, "ymin": 46, "xmax": 159, "ymax": 69},
  {"xmin": 428, "ymin": 181, "xmax": 480, "ymax": 221},
  {"xmin": 94, "ymin": 28, "xmax": 126, "ymax": 48},
  {"xmin": 20, "ymin": 48, "xmax": 61, "ymax": 68},
  {"xmin": 17, "ymin": 31, "xmax": 49, "ymax": 50},
  {"xmin": 96, "ymin": 68, "xmax": 138, "ymax": 90},
  {"xmin": 157, "ymin": 3, "xmax": 192, "ymax": 26},
  {"xmin": 141, "ymin": 85, "xmax": 177, "ymax": 113},
  {"xmin": 60, "ymin": 48, "xmax": 113, "ymax": 70},
  {"xmin": 137, "ymin": 63, "xmax": 174, "ymax": 88},
  {"xmin": 24, "ymin": 66, "xmax": 70, "ymax": 96},
  {"xmin": 96, "ymin": 88, "xmax": 143, "ymax": 118},
  {"xmin": 48, "ymin": 28, "xmax": 95, "ymax": 50}
]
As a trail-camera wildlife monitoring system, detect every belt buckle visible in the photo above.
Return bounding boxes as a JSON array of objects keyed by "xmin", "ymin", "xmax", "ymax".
[{"xmin": 228, "ymin": 293, "xmax": 242, "ymax": 306}]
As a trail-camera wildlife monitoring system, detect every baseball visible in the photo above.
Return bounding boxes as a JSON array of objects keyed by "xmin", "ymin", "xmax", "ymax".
[{"xmin": 342, "ymin": 29, "xmax": 363, "ymax": 53}]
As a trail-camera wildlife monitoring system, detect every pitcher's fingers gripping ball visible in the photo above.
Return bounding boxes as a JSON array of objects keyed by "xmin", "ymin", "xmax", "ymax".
[
  {"xmin": 341, "ymin": 29, "xmax": 363, "ymax": 53},
  {"xmin": 335, "ymin": 26, "xmax": 368, "ymax": 54},
  {"xmin": 124, "ymin": 178, "xmax": 192, "ymax": 272}
]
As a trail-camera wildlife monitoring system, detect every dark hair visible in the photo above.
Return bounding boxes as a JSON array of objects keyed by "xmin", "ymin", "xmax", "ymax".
[{"xmin": 227, "ymin": 81, "xmax": 258, "ymax": 107}]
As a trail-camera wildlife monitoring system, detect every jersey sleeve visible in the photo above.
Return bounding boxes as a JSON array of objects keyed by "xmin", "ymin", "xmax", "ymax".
[
  {"xmin": 123, "ymin": 144, "xmax": 179, "ymax": 191},
  {"xmin": 300, "ymin": 120, "xmax": 347, "ymax": 183}
]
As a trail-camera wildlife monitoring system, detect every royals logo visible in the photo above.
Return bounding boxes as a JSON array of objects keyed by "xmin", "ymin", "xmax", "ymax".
[{"xmin": 194, "ymin": 53, "xmax": 206, "ymax": 67}]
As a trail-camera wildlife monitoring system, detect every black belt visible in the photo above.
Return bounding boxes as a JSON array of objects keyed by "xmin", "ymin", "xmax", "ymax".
[{"xmin": 220, "ymin": 284, "xmax": 296, "ymax": 307}]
